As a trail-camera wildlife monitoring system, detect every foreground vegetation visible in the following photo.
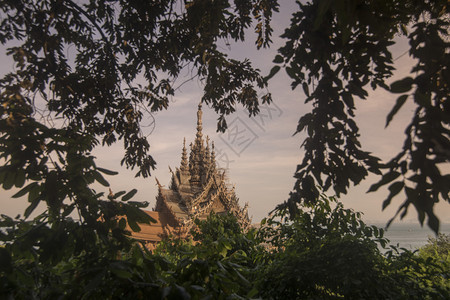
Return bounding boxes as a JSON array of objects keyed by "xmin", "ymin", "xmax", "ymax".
[{"xmin": 2, "ymin": 194, "xmax": 448, "ymax": 299}]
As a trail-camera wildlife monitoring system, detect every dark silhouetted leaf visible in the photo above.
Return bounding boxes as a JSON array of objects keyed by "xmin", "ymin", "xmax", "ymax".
[
  {"xmin": 12, "ymin": 182, "xmax": 38, "ymax": 198},
  {"xmin": 386, "ymin": 94, "xmax": 408, "ymax": 127},
  {"xmin": 121, "ymin": 189, "xmax": 137, "ymax": 201},
  {"xmin": 93, "ymin": 171, "xmax": 109, "ymax": 187},
  {"xmin": 273, "ymin": 55, "xmax": 283, "ymax": 63},
  {"xmin": 368, "ymin": 171, "xmax": 401, "ymax": 192},
  {"xmin": 390, "ymin": 77, "xmax": 413, "ymax": 93},
  {"xmin": 97, "ymin": 167, "xmax": 119, "ymax": 176},
  {"xmin": 265, "ymin": 65, "xmax": 280, "ymax": 81}
]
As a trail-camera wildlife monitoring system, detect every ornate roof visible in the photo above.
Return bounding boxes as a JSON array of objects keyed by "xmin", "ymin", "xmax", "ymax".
[{"xmin": 153, "ymin": 103, "xmax": 251, "ymax": 235}]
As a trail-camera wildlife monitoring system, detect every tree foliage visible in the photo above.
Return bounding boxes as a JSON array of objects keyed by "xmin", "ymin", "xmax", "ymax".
[
  {"xmin": 2, "ymin": 196, "xmax": 449, "ymax": 298},
  {"xmin": 0, "ymin": 0, "xmax": 278, "ymax": 297},
  {"xmin": 269, "ymin": 0, "xmax": 449, "ymax": 232},
  {"xmin": 258, "ymin": 193, "xmax": 449, "ymax": 299},
  {"xmin": 0, "ymin": 0, "xmax": 277, "ymax": 270},
  {"xmin": 419, "ymin": 233, "xmax": 450, "ymax": 263}
]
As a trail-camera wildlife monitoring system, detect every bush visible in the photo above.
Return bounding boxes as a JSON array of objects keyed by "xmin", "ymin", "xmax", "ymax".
[{"xmin": 257, "ymin": 193, "xmax": 450, "ymax": 299}]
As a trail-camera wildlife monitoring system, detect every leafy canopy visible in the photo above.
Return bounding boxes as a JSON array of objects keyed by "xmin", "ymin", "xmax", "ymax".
[
  {"xmin": 258, "ymin": 193, "xmax": 449, "ymax": 299},
  {"xmin": 268, "ymin": 0, "xmax": 449, "ymax": 233},
  {"xmin": 0, "ymin": 0, "xmax": 278, "ymax": 249},
  {"xmin": 0, "ymin": 1, "xmax": 278, "ymax": 296}
]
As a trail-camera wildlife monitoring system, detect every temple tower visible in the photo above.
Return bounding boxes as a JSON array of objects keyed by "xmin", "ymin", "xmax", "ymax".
[{"xmin": 153, "ymin": 103, "xmax": 251, "ymax": 231}]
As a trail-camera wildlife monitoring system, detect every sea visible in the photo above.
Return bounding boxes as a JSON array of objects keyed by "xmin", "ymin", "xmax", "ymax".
[{"xmin": 370, "ymin": 222, "xmax": 450, "ymax": 252}]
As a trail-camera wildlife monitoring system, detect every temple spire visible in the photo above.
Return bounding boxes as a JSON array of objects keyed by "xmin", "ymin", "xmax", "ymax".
[
  {"xmin": 210, "ymin": 141, "xmax": 216, "ymax": 172},
  {"xmin": 196, "ymin": 103, "xmax": 203, "ymax": 140},
  {"xmin": 205, "ymin": 136, "xmax": 211, "ymax": 171},
  {"xmin": 180, "ymin": 137, "xmax": 188, "ymax": 172}
]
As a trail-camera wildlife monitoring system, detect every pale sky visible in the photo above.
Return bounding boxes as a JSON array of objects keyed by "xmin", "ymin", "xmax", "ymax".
[{"xmin": 1, "ymin": 1, "xmax": 449, "ymax": 226}]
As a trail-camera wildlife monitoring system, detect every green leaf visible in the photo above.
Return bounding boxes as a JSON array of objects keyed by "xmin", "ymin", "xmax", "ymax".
[
  {"xmin": 390, "ymin": 77, "xmax": 413, "ymax": 93},
  {"xmin": 388, "ymin": 180, "xmax": 404, "ymax": 194},
  {"xmin": 382, "ymin": 181, "xmax": 404, "ymax": 210},
  {"xmin": 427, "ymin": 213, "xmax": 439, "ymax": 234},
  {"xmin": 285, "ymin": 66, "xmax": 296, "ymax": 79},
  {"xmin": 386, "ymin": 95, "xmax": 408, "ymax": 127},
  {"xmin": 12, "ymin": 182, "xmax": 38, "ymax": 198},
  {"xmin": 128, "ymin": 201, "xmax": 149, "ymax": 208},
  {"xmin": 273, "ymin": 55, "xmax": 283, "ymax": 63},
  {"xmin": 121, "ymin": 189, "xmax": 137, "ymax": 201},
  {"xmin": 368, "ymin": 171, "xmax": 401, "ymax": 192},
  {"xmin": 14, "ymin": 170, "xmax": 26, "ymax": 188},
  {"xmin": 3, "ymin": 172, "xmax": 15, "ymax": 190},
  {"xmin": 265, "ymin": 65, "xmax": 280, "ymax": 81},
  {"xmin": 127, "ymin": 219, "xmax": 141, "ymax": 232},
  {"xmin": 93, "ymin": 171, "xmax": 110, "ymax": 187},
  {"xmin": 342, "ymin": 92, "xmax": 354, "ymax": 108},
  {"xmin": 222, "ymin": 239, "xmax": 232, "ymax": 250},
  {"xmin": 28, "ymin": 183, "xmax": 41, "ymax": 203},
  {"xmin": 302, "ymin": 82, "xmax": 310, "ymax": 97},
  {"xmin": 113, "ymin": 191, "xmax": 126, "ymax": 199},
  {"xmin": 24, "ymin": 196, "xmax": 41, "ymax": 218},
  {"xmin": 97, "ymin": 167, "xmax": 118, "ymax": 176}
]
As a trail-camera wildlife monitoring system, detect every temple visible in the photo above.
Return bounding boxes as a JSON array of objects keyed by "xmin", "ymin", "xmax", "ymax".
[{"xmin": 133, "ymin": 104, "xmax": 250, "ymax": 247}]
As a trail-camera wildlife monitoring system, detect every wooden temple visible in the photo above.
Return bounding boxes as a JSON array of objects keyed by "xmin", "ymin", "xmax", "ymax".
[{"xmin": 132, "ymin": 104, "xmax": 250, "ymax": 248}]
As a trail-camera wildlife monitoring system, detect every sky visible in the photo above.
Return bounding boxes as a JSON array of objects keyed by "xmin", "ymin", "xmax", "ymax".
[{"xmin": 1, "ymin": 1, "xmax": 449, "ymax": 227}]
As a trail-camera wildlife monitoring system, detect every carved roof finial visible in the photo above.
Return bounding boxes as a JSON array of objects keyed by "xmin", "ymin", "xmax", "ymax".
[
  {"xmin": 189, "ymin": 142, "xmax": 194, "ymax": 169},
  {"xmin": 155, "ymin": 177, "xmax": 163, "ymax": 188},
  {"xmin": 196, "ymin": 103, "xmax": 203, "ymax": 139},
  {"xmin": 204, "ymin": 136, "xmax": 211, "ymax": 170},
  {"xmin": 210, "ymin": 141, "xmax": 216, "ymax": 171},
  {"xmin": 180, "ymin": 137, "xmax": 188, "ymax": 172}
]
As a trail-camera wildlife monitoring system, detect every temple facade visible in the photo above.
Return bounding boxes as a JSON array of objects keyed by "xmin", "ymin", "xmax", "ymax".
[{"xmin": 133, "ymin": 104, "xmax": 250, "ymax": 246}]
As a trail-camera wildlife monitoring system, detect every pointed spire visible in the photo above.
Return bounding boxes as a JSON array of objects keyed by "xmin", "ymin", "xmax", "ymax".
[
  {"xmin": 193, "ymin": 103, "xmax": 204, "ymax": 166},
  {"xmin": 204, "ymin": 136, "xmax": 211, "ymax": 172},
  {"xmin": 189, "ymin": 141, "xmax": 200, "ymax": 186},
  {"xmin": 210, "ymin": 141, "xmax": 216, "ymax": 172},
  {"xmin": 180, "ymin": 137, "xmax": 188, "ymax": 172},
  {"xmin": 196, "ymin": 103, "xmax": 203, "ymax": 140},
  {"xmin": 205, "ymin": 136, "xmax": 211, "ymax": 162},
  {"xmin": 189, "ymin": 142, "xmax": 194, "ymax": 172}
]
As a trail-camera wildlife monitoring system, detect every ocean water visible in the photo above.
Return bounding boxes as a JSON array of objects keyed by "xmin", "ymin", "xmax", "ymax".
[{"xmin": 370, "ymin": 222, "xmax": 450, "ymax": 252}]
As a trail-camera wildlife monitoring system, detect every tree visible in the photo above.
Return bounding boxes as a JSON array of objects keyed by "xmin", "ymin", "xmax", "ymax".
[
  {"xmin": 419, "ymin": 233, "xmax": 450, "ymax": 263},
  {"xmin": 154, "ymin": 213, "xmax": 262, "ymax": 299},
  {"xmin": 257, "ymin": 193, "xmax": 450, "ymax": 299},
  {"xmin": 0, "ymin": 0, "xmax": 278, "ymax": 239},
  {"xmin": 0, "ymin": 1, "xmax": 278, "ymax": 297},
  {"xmin": 268, "ymin": 0, "xmax": 449, "ymax": 232}
]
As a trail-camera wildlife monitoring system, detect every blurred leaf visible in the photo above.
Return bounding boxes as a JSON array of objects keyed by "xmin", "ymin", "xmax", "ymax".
[
  {"xmin": 24, "ymin": 196, "xmax": 41, "ymax": 218},
  {"xmin": 368, "ymin": 171, "xmax": 401, "ymax": 193},
  {"xmin": 265, "ymin": 65, "xmax": 280, "ymax": 81},
  {"xmin": 121, "ymin": 189, "xmax": 137, "ymax": 201},
  {"xmin": 273, "ymin": 55, "xmax": 283, "ymax": 63},
  {"xmin": 386, "ymin": 94, "xmax": 408, "ymax": 127},
  {"xmin": 97, "ymin": 167, "xmax": 119, "ymax": 176},
  {"xmin": 12, "ymin": 182, "xmax": 38, "ymax": 198},
  {"xmin": 382, "ymin": 181, "xmax": 404, "ymax": 210},
  {"xmin": 390, "ymin": 77, "xmax": 413, "ymax": 93},
  {"xmin": 93, "ymin": 171, "xmax": 110, "ymax": 187}
]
